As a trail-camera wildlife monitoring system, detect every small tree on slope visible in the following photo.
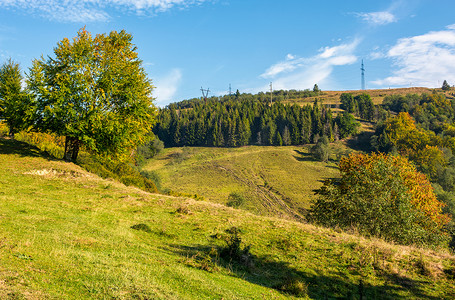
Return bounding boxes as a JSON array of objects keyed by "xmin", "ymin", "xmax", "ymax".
[{"xmin": 0, "ymin": 59, "xmax": 34, "ymax": 138}]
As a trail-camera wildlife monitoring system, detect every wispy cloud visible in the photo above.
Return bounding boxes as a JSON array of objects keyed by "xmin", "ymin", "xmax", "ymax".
[
  {"xmin": 355, "ymin": 11, "xmax": 397, "ymax": 26},
  {"xmin": 0, "ymin": 0, "xmax": 208, "ymax": 22},
  {"xmin": 260, "ymin": 39, "xmax": 359, "ymax": 90},
  {"xmin": 372, "ymin": 24, "xmax": 455, "ymax": 87},
  {"xmin": 154, "ymin": 68, "xmax": 182, "ymax": 106}
]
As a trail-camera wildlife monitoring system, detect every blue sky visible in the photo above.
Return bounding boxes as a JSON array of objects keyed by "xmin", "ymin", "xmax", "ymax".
[{"xmin": 1, "ymin": 0, "xmax": 455, "ymax": 106}]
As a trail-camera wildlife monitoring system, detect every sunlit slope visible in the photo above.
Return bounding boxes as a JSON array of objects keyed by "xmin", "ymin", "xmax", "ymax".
[
  {"xmin": 283, "ymin": 87, "xmax": 436, "ymax": 108},
  {"xmin": 143, "ymin": 145, "xmax": 342, "ymax": 220},
  {"xmin": 1, "ymin": 138, "xmax": 455, "ymax": 299}
]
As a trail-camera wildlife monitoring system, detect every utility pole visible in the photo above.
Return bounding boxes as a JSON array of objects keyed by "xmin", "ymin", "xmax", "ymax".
[
  {"xmin": 269, "ymin": 82, "xmax": 273, "ymax": 105},
  {"xmin": 361, "ymin": 59, "xmax": 365, "ymax": 90},
  {"xmin": 200, "ymin": 87, "xmax": 210, "ymax": 101}
]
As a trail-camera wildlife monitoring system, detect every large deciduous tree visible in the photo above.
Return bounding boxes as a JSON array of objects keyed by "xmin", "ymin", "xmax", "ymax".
[
  {"xmin": 308, "ymin": 152, "xmax": 451, "ymax": 246},
  {"xmin": 0, "ymin": 59, "xmax": 34, "ymax": 138},
  {"xmin": 27, "ymin": 28, "xmax": 156, "ymax": 162}
]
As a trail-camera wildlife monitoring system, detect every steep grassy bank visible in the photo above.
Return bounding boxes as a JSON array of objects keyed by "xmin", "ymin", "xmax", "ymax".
[{"xmin": 1, "ymin": 137, "xmax": 455, "ymax": 299}]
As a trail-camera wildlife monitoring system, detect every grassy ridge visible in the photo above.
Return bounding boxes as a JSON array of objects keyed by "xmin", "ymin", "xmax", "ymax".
[
  {"xmin": 1, "ymin": 137, "xmax": 455, "ymax": 299},
  {"xmin": 142, "ymin": 145, "xmax": 348, "ymax": 220},
  {"xmin": 282, "ymin": 87, "xmax": 435, "ymax": 108}
]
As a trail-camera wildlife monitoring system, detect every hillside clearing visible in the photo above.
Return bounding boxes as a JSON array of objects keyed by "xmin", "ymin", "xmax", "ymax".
[{"xmin": 142, "ymin": 145, "xmax": 348, "ymax": 220}]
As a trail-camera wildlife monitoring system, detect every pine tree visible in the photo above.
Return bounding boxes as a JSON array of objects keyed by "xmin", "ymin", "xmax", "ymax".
[{"xmin": 442, "ymin": 80, "xmax": 451, "ymax": 91}]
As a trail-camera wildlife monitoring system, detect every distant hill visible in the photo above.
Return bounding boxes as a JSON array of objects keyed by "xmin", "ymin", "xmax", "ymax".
[
  {"xmin": 167, "ymin": 87, "xmax": 437, "ymax": 109},
  {"xmin": 283, "ymin": 87, "xmax": 436, "ymax": 107}
]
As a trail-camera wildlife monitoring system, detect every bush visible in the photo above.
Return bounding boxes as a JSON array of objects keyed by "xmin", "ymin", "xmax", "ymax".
[
  {"xmin": 140, "ymin": 170, "xmax": 162, "ymax": 191},
  {"xmin": 311, "ymin": 135, "xmax": 330, "ymax": 162},
  {"xmin": 130, "ymin": 223, "xmax": 152, "ymax": 233},
  {"xmin": 15, "ymin": 131, "xmax": 65, "ymax": 158},
  {"xmin": 308, "ymin": 153, "xmax": 451, "ymax": 246},
  {"xmin": 214, "ymin": 227, "xmax": 252, "ymax": 266},
  {"xmin": 276, "ymin": 277, "xmax": 308, "ymax": 297},
  {"xmin": 136, "ymin": 137, "xmax": 164, "ymax": 166},
  {"xmin": 226, "ymin": 192, "xmax": 245, "ymax": 208}
]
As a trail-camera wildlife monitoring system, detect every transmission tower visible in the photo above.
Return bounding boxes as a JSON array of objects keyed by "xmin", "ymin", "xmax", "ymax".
[
  {"xmin": 200, "ymin": 87, "xmax": 210, "ymax": 101},
  {"xmin": 361, "ymin": 59, "xmax": 365, "ymax": 90},
  {"xmin": 229, "ymin": 84, "xmax": 232, "ymax": 96}
]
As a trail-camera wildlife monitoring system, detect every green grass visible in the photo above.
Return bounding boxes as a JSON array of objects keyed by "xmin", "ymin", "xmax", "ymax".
[
  {"xmin": 1, "ymin": 137, "xmax": 455, "ymax": 299},
  {"xmin": 142, "ymin": 144, "xmax": 349, "ymax": 220}
]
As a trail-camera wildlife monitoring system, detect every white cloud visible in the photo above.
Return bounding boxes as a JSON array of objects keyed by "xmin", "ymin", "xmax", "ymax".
[
  {"xmin": 373, "ymin": 26, "xmax": 455, "ymax": 87},
  {"xmin": 369, "ymin": 51, "xmax": 385, "ymax": 60},
  {"xmin": 154, "ymin": 68, "xmax": 182, "ymax": 106},
  {"xmin": 0, "ymin": 0, "xmax": 208, "ymax": 22},
  {"xmin": 356, "ymin": 11, "xmax": 397, "ymax": 26},
  {"xmin": 260, "ymin": 39, "xmax": 359, "ymax": 90}
]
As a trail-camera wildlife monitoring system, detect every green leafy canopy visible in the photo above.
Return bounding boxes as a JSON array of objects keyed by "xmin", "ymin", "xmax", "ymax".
[
  {"xmin": 27, "ymin": 28, "xmax": 157, "ymax": 161},
  {"xmin": 0, "ymin": 59, "xmax": 35, "ymax": 138}
]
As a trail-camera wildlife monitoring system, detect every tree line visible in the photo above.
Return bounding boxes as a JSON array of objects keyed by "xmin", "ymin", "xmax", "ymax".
[{"xmin": 153, "ymin": 98, "xmax": 360, "ymax": 148}]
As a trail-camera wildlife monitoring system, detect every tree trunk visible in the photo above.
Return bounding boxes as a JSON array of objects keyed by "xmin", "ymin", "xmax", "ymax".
[{"xmin": 64, "ymin": 136, "xmax": 80, "ymax": 162}]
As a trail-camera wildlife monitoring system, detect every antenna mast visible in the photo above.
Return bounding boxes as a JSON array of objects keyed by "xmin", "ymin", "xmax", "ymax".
[{"xmin": 361, "ymin": 60, "xmax": 365, "ymax": 90}]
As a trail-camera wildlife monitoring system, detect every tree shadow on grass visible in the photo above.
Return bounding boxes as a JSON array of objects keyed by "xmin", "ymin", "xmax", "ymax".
[
  {"xmin": 0, "ymin": 137, "xmax": 55, "ymax": 160},
  {"xmin": 346, "ymin": 131, "xmax": 375, "ymax": 152},
  {"xmin": 167, "ymin": 243, "xmax": 441, "ymax": 299},
  {"xmin": 293, "ymin": 149, "xmax": 316, "ymax": 162},
  {"xmin": 293, "ymin": 149, "xmax": 342, "ymax": 168}
]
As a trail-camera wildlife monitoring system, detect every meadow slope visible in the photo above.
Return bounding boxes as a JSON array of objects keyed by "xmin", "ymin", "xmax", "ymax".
[
  {"xmin": 1, "ymin": 137, "xmax": 455, "ymax": 299},
  {"xmin": 142, "ymin": 145, "xmax": 345, "ymax": 221}
]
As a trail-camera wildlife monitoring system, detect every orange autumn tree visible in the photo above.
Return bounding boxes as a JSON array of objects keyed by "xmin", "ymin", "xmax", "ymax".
[{"xmin": 308, "ymin": 152, "xmax": 450, "ymax": 246}]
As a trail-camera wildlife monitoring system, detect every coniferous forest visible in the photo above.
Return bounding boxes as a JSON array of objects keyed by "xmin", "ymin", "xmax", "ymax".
[{"xmin": 153, "ymin": 95, "xmax": 360, "ymax": 148}]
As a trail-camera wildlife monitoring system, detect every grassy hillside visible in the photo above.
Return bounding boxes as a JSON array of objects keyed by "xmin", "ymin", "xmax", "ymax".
[
  {"xmin": 1, "ymin": 137, "xmax": 455, "ymax": 299},
  {"xmin": 142, "ymin": 144, "xmax": 352, "ymax": 221},
  {"xmin": 283, "ymin": 87, "xmax": 436, "ymax": 108}
]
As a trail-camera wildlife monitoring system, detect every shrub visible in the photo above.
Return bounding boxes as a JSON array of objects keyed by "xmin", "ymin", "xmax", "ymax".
[
  {"xmin": 130, "ymin": 223, "xmax": 152, "ymax": 233},
  {"xmin": 215, "ymin": 227, "xmax": 252, "ymax": 266},
  {"xmin": 136, "ymin": 137, "xmax": 164, "ymax": 166},
  {"xmin": 140, "ymin": 170, "xmax": 162, "ymax": 191},
  {"xmin": 226, "ymin": 192, "xmax": 245, "ymax": 208},
  {"xmin": 276, "ymin": 277, "xmax": 308, "ymax": 297},
  {"xmin": 308, "ymin": 153, "xmax": 451, "ymax": 246},
  {"xmin": 311, "ymin": 135, "xmax": 330, "ymax": 162},
  {"xmin": 15, "ymin": 131, "xmax": 65, "ymax": 158}
]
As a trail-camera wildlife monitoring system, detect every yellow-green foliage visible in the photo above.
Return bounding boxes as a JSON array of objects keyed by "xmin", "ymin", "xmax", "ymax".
[
  {"xmin": 0, "ymin": 121, "xmax": 8, "ymax": 137},
  {"xmin": 15, "ymin": 131, "xmax": 65, "ymax": 158},
  {"xmin": 13, "ymin": 131, "xmax": 158, "ymax": 194},
  {"xmin": 1, "ymin": 137, "xmax": 455, "ymax": 299},
  {"xmin": 142, "ymin": 145, "xmax": 342, "ymax": 220}
]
